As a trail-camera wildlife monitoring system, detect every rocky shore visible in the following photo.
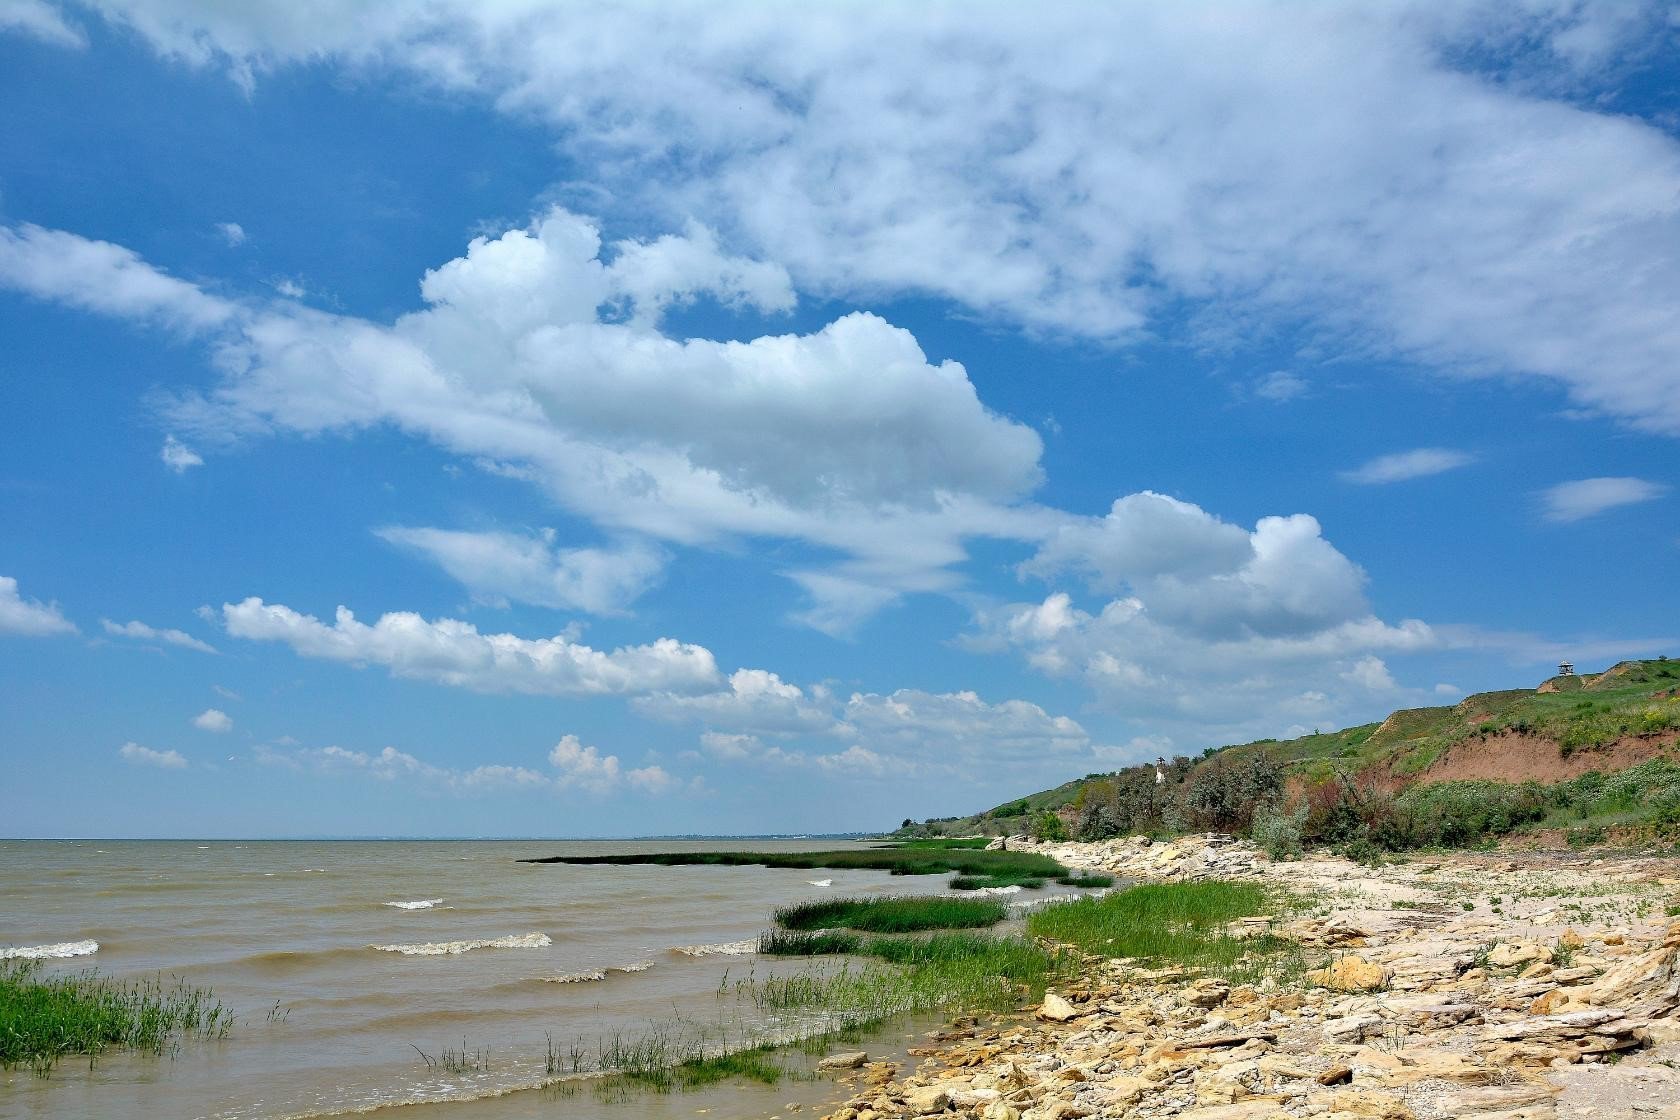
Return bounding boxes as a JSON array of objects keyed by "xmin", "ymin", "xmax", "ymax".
[{"xmin": 814, "ymin": 836, "xmax": 1680, "ymax": 1120}]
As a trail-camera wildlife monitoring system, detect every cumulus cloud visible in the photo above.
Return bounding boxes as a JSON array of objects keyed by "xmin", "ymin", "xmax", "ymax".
[
  {"xmin": 71, "ymin": 1, "xmax": 1680, "ymax": 435},
  {"xmin": 636, "ymin": 668, "xmax": 843, "ymax": 735},
  {"xmin": 376, "ymin": 526, "xmax": 665, "ymax": 615},
  {"xmin": 221, "ymin": 596, "xmax": 720, "ymax": 696},
  {"xmin": 192, "ymin": 707, "xmax": 233, "ymax": 732},
  {"xmin": 0, "ymin": 575, "xmax": 76, "ymax": 636},
  {"xmin": 101, "ymin": 618, "xmax": 217, "ymax": 653},
  {"xmin": 1539, "ymin": 476, "xmax": 1669, "ymax": 522},
  {"xmin": 4, "ymin": 210, "xmax": 1045, "ymax": 625},
  {"xmin": 1340, "ymin": 448, "xmax": 1476, "ymax": 485},
  {"xmin": 119, "ymin": 742, "xmax": 186, "ymax": 769},
  {"xmin": 215, "ymin": 221, "xmax": 246, "ymax": 246},
  {"xmin": 257, "ymin": 736, "xmax": 675, "ymax": 796},
  {"xmin": 160, "ymin": 434, "xmax": 204, "ymax": 472},
  {"xmin": 975, "ymin": 493, "xmax": 1440, "ymax": 739}
]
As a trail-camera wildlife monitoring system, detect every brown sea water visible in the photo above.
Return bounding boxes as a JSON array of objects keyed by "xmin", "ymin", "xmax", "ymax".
[{"xmin": 0, "ymin": 839, "xmax": 1006, "ymax": 1119}]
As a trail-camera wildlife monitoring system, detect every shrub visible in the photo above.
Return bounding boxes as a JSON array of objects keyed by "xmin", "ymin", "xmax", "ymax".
[
  {"xmin": 1250, "ymin": 803, "xmax": 1305, "ymax": 861},
  {"xmin": 1031, "ymin": 810, "xmax": 1069, "ymax": 843}
]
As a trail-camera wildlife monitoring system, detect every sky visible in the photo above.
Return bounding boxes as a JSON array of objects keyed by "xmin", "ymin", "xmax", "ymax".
[{"xmin": 0, "ymin": 1, "xmax": 1676, "ymax": 838}]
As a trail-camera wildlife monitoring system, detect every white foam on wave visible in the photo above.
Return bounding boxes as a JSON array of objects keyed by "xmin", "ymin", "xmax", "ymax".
[
  {"xmin": 543, "ymin": 969, "xmax": 607, "ymax": 983},
  {"xmin": 1, "ymin": 939, "xmax": 99, "ymax": 960},
  {"xmin": 807, "ymin": 879, "xmax": 833, "ymax": 887},
  {"xmin": 371, "ymin": 932, "xmax": 551, "ymax": 956},
  {"xmin": 384, "ymin": 898, "xmax": 445, "ymax": 910},
  {"xmin": 540, "ymin": 959, "xmax": 654, "ymax": 984},
  {"xmin": 671, "ymin": 939, "xmax": 757, "ymax": 957}
]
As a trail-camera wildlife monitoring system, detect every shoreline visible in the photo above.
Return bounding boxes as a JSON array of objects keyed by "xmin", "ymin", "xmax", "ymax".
[{"xmin": 806, "ymin": 835, "xmax": 1680, "ymax": 1120}]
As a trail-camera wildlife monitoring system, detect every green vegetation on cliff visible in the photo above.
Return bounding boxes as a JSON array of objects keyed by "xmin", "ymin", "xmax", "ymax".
[{"xmin": 904, "ymin": 658, "xmax": 1680, "ymax": 852}]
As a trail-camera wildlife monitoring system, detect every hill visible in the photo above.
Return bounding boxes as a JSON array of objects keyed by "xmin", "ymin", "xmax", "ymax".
[{"xmin": 903, "ymin": 658, "xmax": 1680, "ymax": 844}]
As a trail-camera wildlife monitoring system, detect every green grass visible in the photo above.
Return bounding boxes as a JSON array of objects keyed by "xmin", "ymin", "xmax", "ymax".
[
  {"xmin": 0, "ymin": 959, "xmax": 232, "ymax": 1076},
  {"xmin": 774, "ymin": 896, "xmax": 1006, "ymax": 932},
  {"xmin": 948, "ymin": 872, "xmax": 1046, "ymax": 890},
  {"xmin": 1026, "ymin": 881, "xmax": 1304, "ymax": 984},
  {"xmin": 885, "ymin": 837, "xmax": 992, "ymax": 850},
  {"xmin": 522, "ymin": 847, "xmax": 1067, "ymax": 880},
  {"xmin": 758, "ymin": 930, "xmax": 863, "ymax": 955}
]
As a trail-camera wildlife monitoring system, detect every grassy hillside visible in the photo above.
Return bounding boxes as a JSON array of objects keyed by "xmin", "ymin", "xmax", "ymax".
[{"xmin": 901, "ymin": 658, "xmax": 1680, "ymax": 843}]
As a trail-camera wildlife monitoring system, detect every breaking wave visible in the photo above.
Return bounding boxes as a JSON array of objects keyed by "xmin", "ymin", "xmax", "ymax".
[
  {"xmin": 0, "ymin": 939, "xmax": 99, "ymax": 960},
  {"xmin": 383, "ymin": 898, "xmax": 445, "ymax": 910},
  {"xmin": 670, "ymin": 939, "xmax": 756, "ymax": 957},
  {"xmin": 371, "ymin": 932, "xmax": 551, "ymax": 956}
]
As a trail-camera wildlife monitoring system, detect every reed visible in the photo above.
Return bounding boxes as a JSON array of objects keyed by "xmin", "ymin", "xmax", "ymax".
[{"xmin": 0, "ymin": 959, "xmax": 232, "ymax": 1076}]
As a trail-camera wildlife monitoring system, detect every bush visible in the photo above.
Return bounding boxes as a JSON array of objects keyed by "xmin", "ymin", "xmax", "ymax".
[
  {"xmin": 1250, "ymin": 803, "xmax": 1305, "ymax": 861},
  {"xmin": 1180, "ymin": 753, "xmax": 1284, "ymax": 832},
  {"xmin": 1031, "ymin": 810, "xmax": 1069, "ymax": 843}
]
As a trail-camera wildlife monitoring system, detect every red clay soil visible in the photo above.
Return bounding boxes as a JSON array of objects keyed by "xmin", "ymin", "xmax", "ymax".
[{"xmin": 1417, "ymin": 730, "xmax": 1680, "ymax": 784}]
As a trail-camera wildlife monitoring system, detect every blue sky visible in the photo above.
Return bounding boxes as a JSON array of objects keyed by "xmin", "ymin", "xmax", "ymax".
[{"xmin": 1, "ymin": 1, "xmax": 1676, "ymax": 838}]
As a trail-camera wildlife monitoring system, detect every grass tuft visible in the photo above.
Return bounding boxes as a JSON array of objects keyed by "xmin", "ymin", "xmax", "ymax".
[
  {"xmin": 0, "ymin": 959, "xmax": 232, "ymax": 1076},
  {"xmin": 774, "ymin": 896, "xmax": 1005, "ymax": 932}
]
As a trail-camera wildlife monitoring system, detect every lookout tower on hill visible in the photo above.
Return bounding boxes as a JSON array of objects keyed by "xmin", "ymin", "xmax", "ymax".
[{"xmin": 1558, "ymin": 661, "xmax": 1575, "ymax": 677}]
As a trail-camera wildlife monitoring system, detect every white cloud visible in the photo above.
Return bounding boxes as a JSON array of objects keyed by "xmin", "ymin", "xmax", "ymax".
[
  {"xmin": 0, "ymin": 208, "xmax": 1048, "ymax": 625},
  {"xmin": 257, "ymin": 736, "xmax": 679, "ymax": 797},
  {"xmin": 636, "ymin": 668, "xmax": 842, "ymax": 735},
  {"xmin": 0, "ymin": 222, "xmax": 233, "ymax": 332},
  {"xmin": 1340, "ymin": 448, "xmax": 1476, "ymax": 485},
  {"xmin": 192, "ymin": 707, "xmax": 233, "ymax": 732},
  {"xmin": 119, "ymin": 742, "xmax": 186, "ymax": 769},
  {"xmin": 102, "ymin": 617, "xmax": 217, "ymax": 653},
  {"xmin": 1253, "ymin": 371, "xmax": 1307, "ymax": 402},
  {"xmin": 1540, "ymin": 476, "xmax": 1669, "ymax": 522},
  {"xmin": 75, "ymin": 1, "xmax": 1680, "ymax": 436},
  {"xmin": 1341, "ymin": 656, "xmax": 1398, "ymax": 692},
  {"xmin": 0, "ymin": 0, "xmax": 84, "ymax": 47},
  {"xmin": 547, "ymin": 734, "xmax": 621, "ymax": 792},
  {"xmin": 160, "ymin": 434, "xmax": 204, "ymax": 472},
  {"xmin": 376, "ymin": 526, "xmax": 665, "ymax": 615},
  {"xmin": 973, "ymin": 493, "xmax": 1441, "ymax": 738},
  {"xmin": 0, "ymin": 575, "xmax": 76, "ymax": 636},
  {"xmin": 842, "ymin": 689, "xmax": 1090, "ymax": 758},
  {"xmin": 215, "ymin": 221, "xmax": 246, "ymax": 247},
  {"xmin": 263, "ymin": 744, "xmax": 550, "ymax": 792},
  {"xmin": 221, "ymin": 596, "xmax": 720, "ymax": 696}
]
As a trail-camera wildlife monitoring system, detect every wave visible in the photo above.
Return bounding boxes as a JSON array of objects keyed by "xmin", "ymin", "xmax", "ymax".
[
  {"xmin": 382, "ymin": 898, "xmax": 445, "ymax": 910},
  {"xmin": 540, "ymin": 959, "xmax": 656, "ymax": 984},
  {"xmin": 807, "ymin": 879, "xmax": 833, "ymax": 887},
  {"xmin": 670, "ymin": 938, "xmax": 757, "ymax": 957},
  {"xmin": 370, "ymin": 932, "xmax": 551, "ymax": 956},
  {"xmin": 1, "ymin": 939, "xmax": 99, "ymax": 960}
]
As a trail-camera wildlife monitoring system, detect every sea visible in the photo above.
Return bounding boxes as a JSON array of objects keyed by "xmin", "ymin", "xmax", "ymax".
[{"xmin": 0, "ymin": 839, "xmax": 1045, "ymax": 1119}]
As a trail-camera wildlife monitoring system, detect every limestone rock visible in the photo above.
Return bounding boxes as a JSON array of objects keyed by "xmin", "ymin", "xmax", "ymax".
[
  {"xmin": 819, "ymin": 1051, "xmax": 870, "ymax": 1070},
  {"xmin": 1039, "ymin": 993, "xmax": 1080, "ymax": 1023},
  {"xmin": 1307, "ymin": 956, "xmax": 1391, "ymax": 993}
]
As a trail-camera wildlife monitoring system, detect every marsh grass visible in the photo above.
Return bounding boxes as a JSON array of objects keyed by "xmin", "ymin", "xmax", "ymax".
[
  {"xmin": 949, "ymin": 872, "xmax": 1047, "ymax": 890},
  {"xmin": 1055, "ymin": 872, "xmax": 1116, "ymax": 888},
  {"xmin": 886, "ymin": 838, "xmax": 993, "ymax": 850},
  {"xmin": 774, "ymin": 896, "xmax": 1006, "ymax": 932},
  {"xmin": 0, "ymin": 959, "xmax": 231, "ymax": 1076},
  {"xmin": 521, "ymin": 848, "xmax": 1067, "ymax": 880},
  {"xmin": 564, "ymin": 931, "xmax": 1073, "ymax": 1098},
  {"xmin": 1027, "ymin": 881, "xmax": 1306, "ymax": 984}
]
